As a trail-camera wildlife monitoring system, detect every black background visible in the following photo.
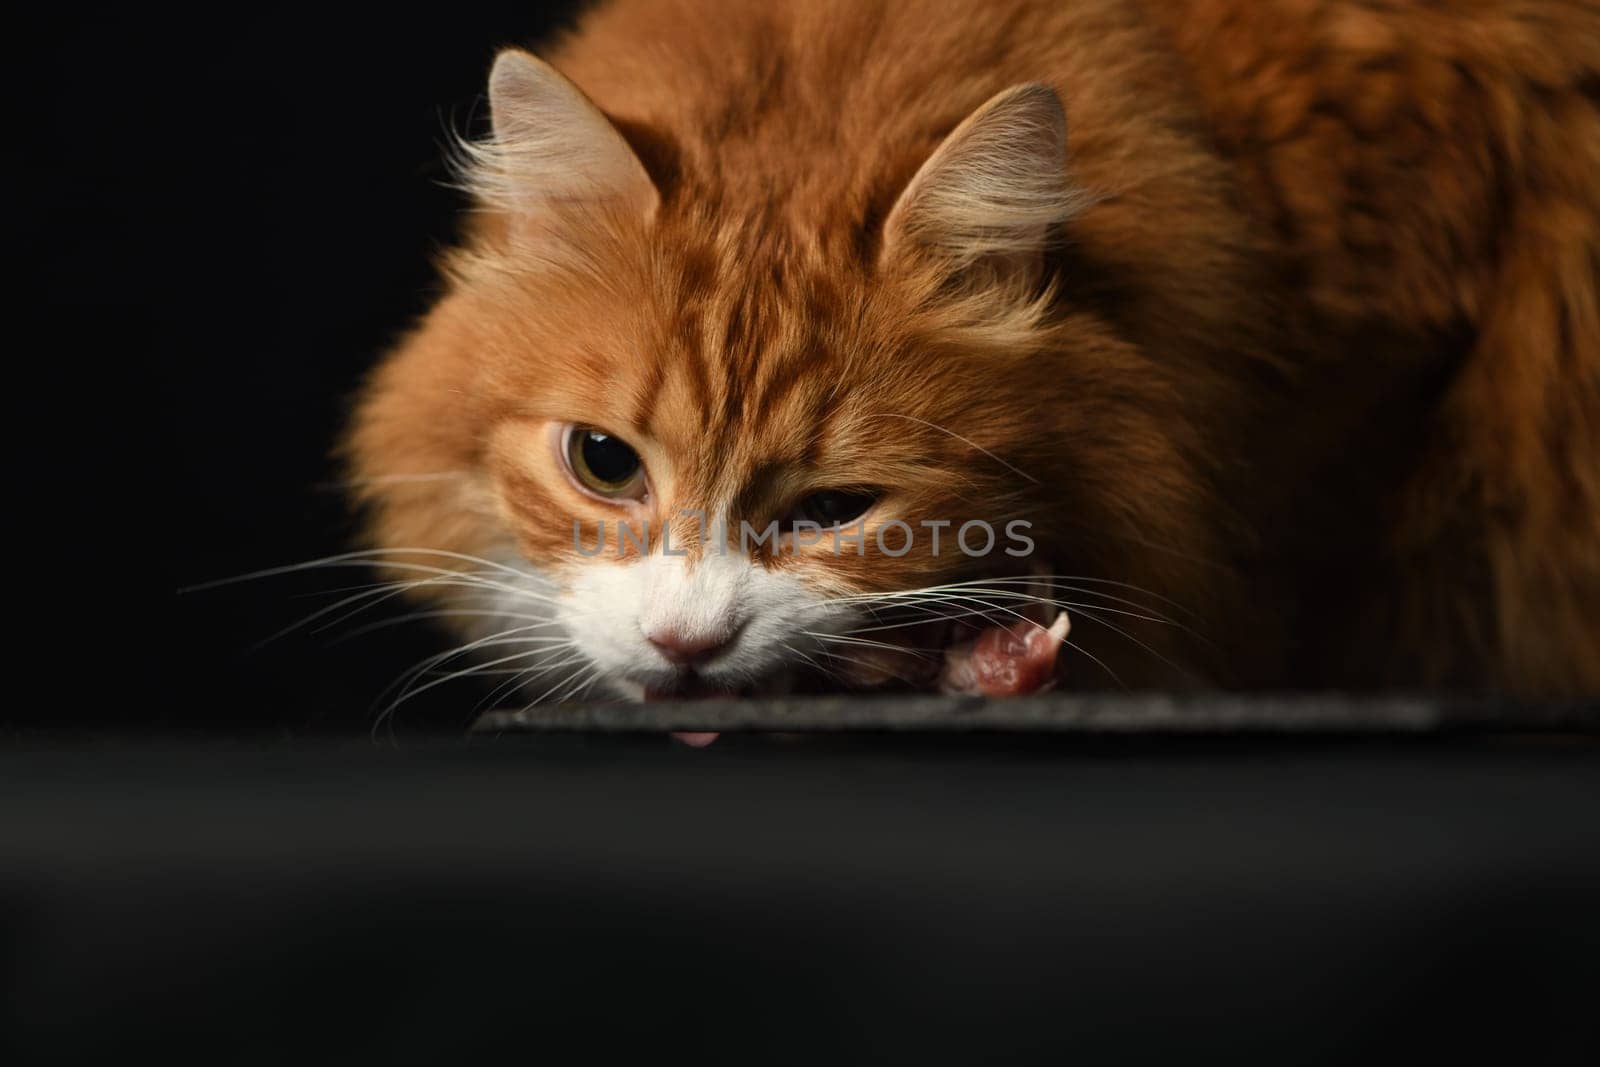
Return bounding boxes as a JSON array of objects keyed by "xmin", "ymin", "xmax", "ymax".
[{"xmin": 23, "ymin": 3, "xmax": 588, "ymax": 730}]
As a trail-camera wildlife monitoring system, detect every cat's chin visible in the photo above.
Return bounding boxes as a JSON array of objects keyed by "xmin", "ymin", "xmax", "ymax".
[{"xmin": 642, "ymin": 679, "xmax": 747, "ymax": 702}]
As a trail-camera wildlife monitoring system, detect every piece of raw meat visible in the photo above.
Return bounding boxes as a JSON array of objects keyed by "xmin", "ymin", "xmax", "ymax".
[{"xmin": 938, "ymin": 612, "xmax": 1071, "ymax": 696}]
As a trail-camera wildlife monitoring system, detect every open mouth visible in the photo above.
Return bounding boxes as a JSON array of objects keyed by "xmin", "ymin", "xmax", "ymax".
[
  {"xmin": 820, "ymin": 608, "xmax": 1073, "ymax": 698},
  {"xmin": 648, "ymin": 608, "xmax": 1071, "ymax": 748},
  {"xmin": 644, "ymin": 607, "xmax": 1073, "ymax": 703},
  {"xmin": 639, "ymin": 569, "xmax": 1074, "ymax": 753}
]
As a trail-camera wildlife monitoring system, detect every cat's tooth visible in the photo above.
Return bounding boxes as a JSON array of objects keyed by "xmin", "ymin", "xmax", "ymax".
[
  {"xmin": 1046, "ymin": 610, "xmax": 1071, "ymax": 643},
  {"xmin": 1019, "ymin": 565, "xmax": 1055, "ymax": 626}
]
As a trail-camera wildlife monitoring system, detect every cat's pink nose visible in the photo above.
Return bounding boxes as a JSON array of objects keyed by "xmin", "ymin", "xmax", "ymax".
[{"xmin": 646, "ymin": 628, "xmax": 731, "ymax": 667}]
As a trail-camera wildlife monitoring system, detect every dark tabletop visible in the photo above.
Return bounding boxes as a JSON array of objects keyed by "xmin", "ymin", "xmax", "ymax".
[{"xmin": 3, "ymin": 725, "xmax": 1597, "ymax": 1065}]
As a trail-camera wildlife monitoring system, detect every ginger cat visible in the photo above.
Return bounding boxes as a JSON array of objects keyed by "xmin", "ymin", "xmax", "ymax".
[{"xmin": 347, "ymin": 0, "xmax": 1600, "ymax": 703}]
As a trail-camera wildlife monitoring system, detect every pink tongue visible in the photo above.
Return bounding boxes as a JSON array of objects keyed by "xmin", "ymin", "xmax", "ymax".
[
  {"xmin": 939, "ymin": 612, "xmax": 1071, "ymax": 697},
  {"xmin": 671, "ymin": 731, "xmax": 721, "ymax": 748},
  {"xmin": 662, "ymin": 687, "xmax": 736, "ymax": 748},
  {"xmin": 650, "ymin": 687, "xmax": 734, "ymax": 748}
]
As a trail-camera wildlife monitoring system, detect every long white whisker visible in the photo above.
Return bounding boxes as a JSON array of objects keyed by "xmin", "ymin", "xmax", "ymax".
[
  {"xmin": 919, "ymin": 588, "xmax": 1176, "ymax": 628},
  {"xmin": 521, "ymin": 657, "xmax": 603, "ymax": 708},
  {"xmin": 801, "ymin": 631, "xmax": 941, "ymax": 658},
  {"xmin": 252, "ymin": 574, "xmax": 500, "ymax": 650},
  {"xmin": 181, "ymin": 547, "xmax": 553, "ymax": 593},
  {"xmin": 374, "ymin": 623, "xmax": 571, "ymax": 711},
  {"xmin": 331, "ymin": 607, "xmax": 557, "ymax": 643},
  {"xmin": 815, "ymin": 573, "xmax": 1195, "ymax": 623},
  {"xmin": 866, "ymin": 413, "xmax": 1041, "ymax": 484},
  {"xmin": 777, "ymin": 641, "xmax": 832, "ymax": 680},
  {"xmin": 546, "ymin": 663, "xmax": 607, "ymax": 706},
  {"xmin": 382, "ymin": 644, "xmax": 580, "ymax": 723},
  {"xmin": 1062, "ymin": 604, "xmax": 1200, "ymax": 685},
  {"xmin": 1063, "ymin": 638, "xmax": 1127, "ymax": 691},
  {"xmin": 908, "ymin": 576, "xmax": 1186, "ymax": 623},
  {"xmin": 483, "ymin": 651, "xmax": 593, "ymax": 712},
  {"xmin": 941, "ymin": 574, "xmax": 1200, "ymax": 620}
]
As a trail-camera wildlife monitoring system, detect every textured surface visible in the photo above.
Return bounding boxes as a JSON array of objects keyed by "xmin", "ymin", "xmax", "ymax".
[{"xmin": 474, "ymin": 693, "xmax": 1600, "ymax": 734}]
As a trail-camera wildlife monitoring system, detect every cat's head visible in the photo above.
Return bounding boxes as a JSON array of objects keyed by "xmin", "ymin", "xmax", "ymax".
[{"xmin": 347, "ymin": 50, "xmax": 1242, "ymax": 699}]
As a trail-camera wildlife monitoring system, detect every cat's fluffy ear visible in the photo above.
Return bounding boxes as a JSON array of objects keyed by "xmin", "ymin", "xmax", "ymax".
[
  {"xmin": 460, "ymin": 49, "xmax": 659, "ymax": 221},
  {"xmin": 880, "ymin": 84, "xmax": 1086, "ymax": 277}
]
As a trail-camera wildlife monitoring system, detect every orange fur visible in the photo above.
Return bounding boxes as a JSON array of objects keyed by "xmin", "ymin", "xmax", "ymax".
[{"xmin": 348, "ymin": 0, "xmax": 1600, "ymax": 696}]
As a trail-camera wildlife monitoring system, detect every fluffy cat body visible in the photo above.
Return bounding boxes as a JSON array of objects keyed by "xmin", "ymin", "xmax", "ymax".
[{"xmin": 348, "ymin": 0, "xmax": 1600, "ymax": 701}]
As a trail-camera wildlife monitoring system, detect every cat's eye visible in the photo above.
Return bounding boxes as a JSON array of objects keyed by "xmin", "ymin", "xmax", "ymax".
[
  {"xmin": 790, "ymin": 489, "xmax": 879, "ymax": 529},
  {"xmin": 563, "ymin": 425, "xmax": 647, "ymax": 500}
]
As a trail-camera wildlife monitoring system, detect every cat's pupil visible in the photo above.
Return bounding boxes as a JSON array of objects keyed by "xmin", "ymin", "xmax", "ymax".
[
  {"xmin": 799, "ymin": 490, "xmax": 878, "ymax": 527},
  {"xmin": 580, "ymin": 431, "xmax": 639, "ymax": 485}
]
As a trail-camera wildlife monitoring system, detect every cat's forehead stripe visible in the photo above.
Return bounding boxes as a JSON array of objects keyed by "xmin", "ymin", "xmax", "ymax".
[{"xmin": 628, "ymin": 356, "xmax": 667, "ymax": 433}]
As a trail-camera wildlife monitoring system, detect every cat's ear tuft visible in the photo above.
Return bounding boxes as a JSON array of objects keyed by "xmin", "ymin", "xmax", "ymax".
[
  {"xmin": 459, "ymin": 49, "xmax": 659, "ymax": 221},
  {"xmin": 880, "ymin": 84, "xmax": 1086, "ymax": 277}
]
